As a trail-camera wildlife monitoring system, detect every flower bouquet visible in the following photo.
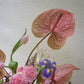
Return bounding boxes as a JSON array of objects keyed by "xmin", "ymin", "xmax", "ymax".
[{"xmin": 0, "ymin": 9, "xmax": 80, "ymax": 84}]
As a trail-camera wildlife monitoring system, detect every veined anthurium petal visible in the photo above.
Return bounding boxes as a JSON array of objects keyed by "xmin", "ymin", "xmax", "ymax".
[
  {"xmin": 47, "ymin": 33, "xmax": 66, "ymax": 50},
  {"xmin": 32, "ymin": 9, "xmax": 75, "ymax": 38},
  {"xmin": 53, "ymin": 11, "xmax": 75, "ymax": 37},
  {"xmin": 53, "ymin": 64, "xmax": 80, "ymax": 84},
  {"xmin": 0, "ymin": 49, "xmax": 6, "ymax": 63},
  {"xmin": 32, "ymin": 9, "xmax": 61, "ymax": 37},
  {"xmin": 42, "ymin": 69, "xmax": 52, "ymax": 78},
  {"xmin": 32, "ymin": 10, "xmax": 51, "ymax": 38}
]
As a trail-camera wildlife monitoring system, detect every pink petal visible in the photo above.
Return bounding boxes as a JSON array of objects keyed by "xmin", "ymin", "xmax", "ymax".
[
  {"xmin": 54, "ymin": 12, "xmax": 75, "ymax": 37},
  {"xmin": 53, "ymin": 64, "xmax": 80, "ymax": 84},
  {"xmin": 32, "ymin": 10, "xmax": 51, "ymax": 37}
]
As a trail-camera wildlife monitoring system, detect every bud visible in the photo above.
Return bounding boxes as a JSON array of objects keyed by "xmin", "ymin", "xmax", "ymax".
[{"xmin": 21, "ymin": 35, "xmax": 29, "ymax": 44}]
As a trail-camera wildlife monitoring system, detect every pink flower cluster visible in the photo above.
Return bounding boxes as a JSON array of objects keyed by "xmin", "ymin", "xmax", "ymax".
[
  {"xmin": 9, "ymin": 65, "xmax": 38, "ymax": 84},
  {"xmin": 9, "ymin": 74, "xmax": 27, "ymax": 84}
]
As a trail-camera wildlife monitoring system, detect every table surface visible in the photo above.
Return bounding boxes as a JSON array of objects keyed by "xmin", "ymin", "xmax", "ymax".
[{"xmin": 0, "ymin": 0, "xmax": 84, "ymax": 83}]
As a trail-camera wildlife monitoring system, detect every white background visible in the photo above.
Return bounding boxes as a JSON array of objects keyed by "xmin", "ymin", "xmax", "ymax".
[{"xmin": 0, "ymin": 0, "xmax": 84, "ymax": 84}]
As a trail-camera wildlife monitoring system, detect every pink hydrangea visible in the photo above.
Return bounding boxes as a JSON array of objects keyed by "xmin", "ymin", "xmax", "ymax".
[
  {"xmin": 22, "ymin": 65, "xmax": 38, "ymax": 83},
  {"xmin": 9, "ymin": 74, "xmax": 27, "ymax": 84}
]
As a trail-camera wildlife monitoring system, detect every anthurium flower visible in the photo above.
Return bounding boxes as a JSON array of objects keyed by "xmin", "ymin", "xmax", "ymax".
[
  {"xmin": 43, "ymin": 64, "xmax": 80, "ymax": 84},
  {"xmin": 0, "ymin": 49, "xmax": 6, "ymax": 63},
  {"xmin": 32, "ymin": 9, "xmax": 75, "ymax": 49},
  {"xmin": 39, "ymin": 59, "xmax": 56, "ymax": 78},
  {"xmin": 0, "ymin": 49, "xmax": 6, "ymax": 79}
]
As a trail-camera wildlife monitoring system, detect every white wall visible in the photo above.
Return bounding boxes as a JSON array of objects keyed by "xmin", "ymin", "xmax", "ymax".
[{"xmin": 0, "ymin": 0, "xmax": 84, "ymax": 83}]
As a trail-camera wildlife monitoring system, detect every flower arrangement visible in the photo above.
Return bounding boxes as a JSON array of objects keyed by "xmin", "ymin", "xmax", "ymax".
[{"xmin": 0, "ymin": 9, "xmax": 80, "ymax": 84}]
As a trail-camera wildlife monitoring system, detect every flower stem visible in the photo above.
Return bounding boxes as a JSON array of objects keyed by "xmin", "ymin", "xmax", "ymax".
[
  {"xmin": 10, "ymin": 43, "xmax": 22, "ymax": 61},
  {"xmin": 25, "ymin": 32, "xmax": 51, "ymax": 65},
  {"xmin": 3, "ymin": 68, "xmax": 10, "ymax": 77}
]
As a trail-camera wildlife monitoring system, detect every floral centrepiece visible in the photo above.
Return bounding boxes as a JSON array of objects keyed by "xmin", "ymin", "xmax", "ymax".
[{"xmin": 0, "ymin": 9, "xmax": 79, "ymax": 84}]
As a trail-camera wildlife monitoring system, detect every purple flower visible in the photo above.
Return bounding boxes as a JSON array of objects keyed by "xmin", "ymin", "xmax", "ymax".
[{"xmin": 39, "ymin": 59, "xmax": 56, "ymax": 78}]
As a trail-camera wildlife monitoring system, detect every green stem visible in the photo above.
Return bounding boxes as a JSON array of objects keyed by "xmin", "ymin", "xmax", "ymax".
[
  {"xmin": 25, "ymin": 32, "xmax": 51, "ymax": 65},
  {"xmin": 10, "ymin": 53, "xmax": 13, "ymax": 61}
]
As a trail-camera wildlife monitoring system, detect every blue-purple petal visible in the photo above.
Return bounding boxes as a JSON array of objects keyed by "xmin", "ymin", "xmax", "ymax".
[
  {"xmin": 52, "ymin": 62, "xmax": 56, "ymax": 65},
  {"xmin": 39, "ymin": 59, "xmax": 49, "ymax": 66},
  {"xmin": 42, "ymin": 69, "xmax": 52, "ymax": 78},
  {"xmin": 39, "ymin": 61, "xmax": 45, "ymax": 66},
  {"xmin": 51, "ymin": 62, "xmax": 56, "ymax": 71},
  {"xmin": 43, "ymin": 59, "xmax": 49, "ymax": 63}
]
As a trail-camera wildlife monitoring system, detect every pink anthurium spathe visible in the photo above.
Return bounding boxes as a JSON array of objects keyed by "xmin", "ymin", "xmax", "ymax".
[
  {"xmin": 43, "ymin": 64, "xmax": 80, "ymax": 84},
  {"xmin": 0, "ymin": 49, "xmax": 6, "ymax": 79},
  {"xmin": 32, "ymin": 9, "xmax": 75, "ymax": 49}
]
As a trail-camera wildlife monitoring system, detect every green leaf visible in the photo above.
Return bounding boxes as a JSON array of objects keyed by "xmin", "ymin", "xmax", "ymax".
[
  {"xmin": 8, "ymin": 61, "xmax": 18, "ymax": 74},
  {"xmin": 11, "ymin": 39, "xmax": 21, "ymax": 57}
]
